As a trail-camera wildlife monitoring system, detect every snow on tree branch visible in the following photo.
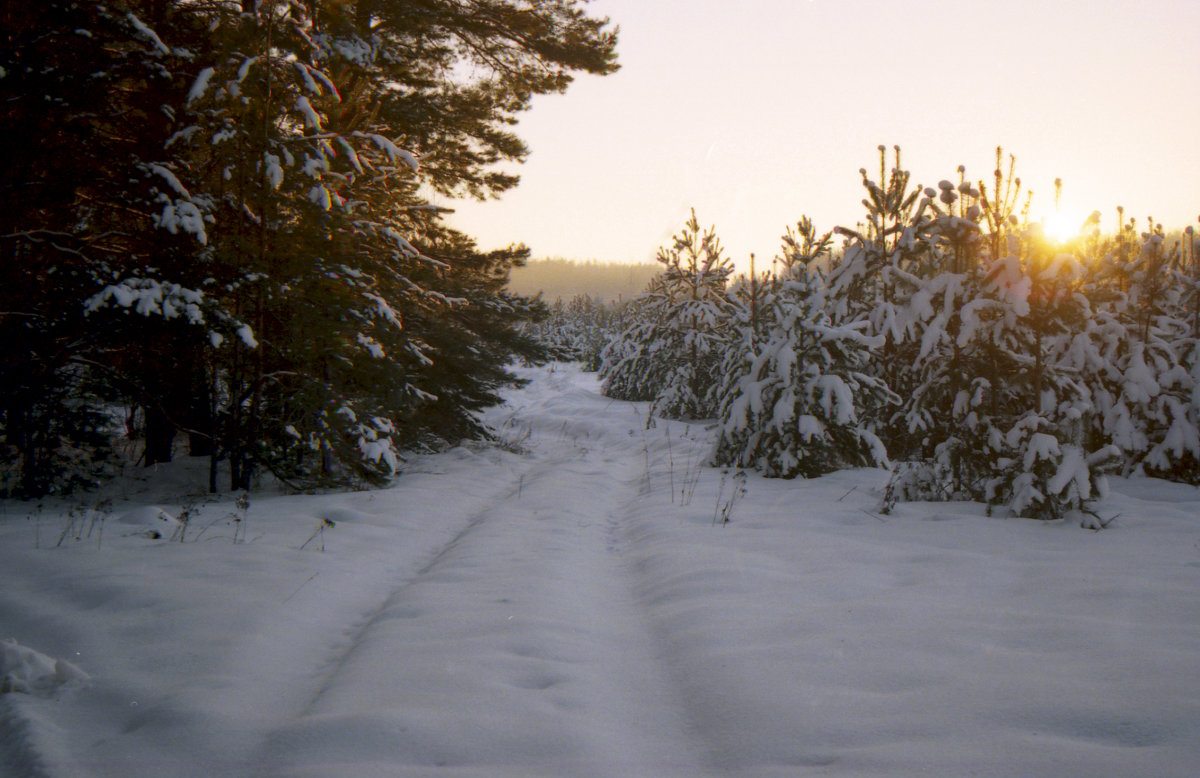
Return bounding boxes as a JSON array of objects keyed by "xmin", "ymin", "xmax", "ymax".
[
  {"xmin": 84, "ymin": 279, "xmax": 204, "ymax": 323},
  {"xmin": 186, "ymin": 67, "xmax": 215, "ymax": 105},
  {"xmin": 126, "ymin": 13, "xmax": 170, "ymax": 56}
]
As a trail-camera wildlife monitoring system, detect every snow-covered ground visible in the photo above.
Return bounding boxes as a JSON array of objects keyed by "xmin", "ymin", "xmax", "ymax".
[{"xmin": 1, "ymin": 363, "xmax": 1198, "ymax": 777}]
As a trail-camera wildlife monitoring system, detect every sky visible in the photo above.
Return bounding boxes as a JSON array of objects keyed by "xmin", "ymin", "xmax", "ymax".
[{"xmin": 442, "ymin": 0, "xmax": 1200, "ymax": 272}]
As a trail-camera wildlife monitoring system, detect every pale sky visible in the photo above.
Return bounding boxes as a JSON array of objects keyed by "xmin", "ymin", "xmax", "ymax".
[{"xmin": 442, "ymin": 0, "xmax": 1200, "ymax": 272}]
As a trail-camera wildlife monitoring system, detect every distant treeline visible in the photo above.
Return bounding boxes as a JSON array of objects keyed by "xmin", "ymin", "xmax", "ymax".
[{"xmin": 508, "ymin": 258, "xmax": 659, "ymax": 303}]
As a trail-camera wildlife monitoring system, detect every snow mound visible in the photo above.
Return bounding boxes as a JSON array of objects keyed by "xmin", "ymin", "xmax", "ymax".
[
  {"xmin": 115, "ymin": 506, "xmax": 183, "ymax": 539},
  {"xmin": 314, "ymin": 508, "xmax": 368, "ymax": 525},
  {"xmin": 0, "ymin": 639, "xmax": 88, "ymax": 696}
]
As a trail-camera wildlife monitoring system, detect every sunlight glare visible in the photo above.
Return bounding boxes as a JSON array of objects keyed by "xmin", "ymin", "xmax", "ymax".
[{"xmin": 1040, "ymin": 209, "xmax": 1089, "ymax": 243}]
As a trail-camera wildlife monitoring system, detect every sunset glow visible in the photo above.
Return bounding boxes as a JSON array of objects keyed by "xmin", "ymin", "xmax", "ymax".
[
  {"xmin": 445, "ymin": 0, "xmax": 1200, "ymax": 271},
  {"xmin": 1041, "ymin": 209, "xmax": 1090, "ymax": 244}
]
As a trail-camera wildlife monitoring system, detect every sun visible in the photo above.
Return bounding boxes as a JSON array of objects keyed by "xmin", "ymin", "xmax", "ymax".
[{"xmin": 1040, "ymin": 209, "xmax": 1088, "ymax": 244}]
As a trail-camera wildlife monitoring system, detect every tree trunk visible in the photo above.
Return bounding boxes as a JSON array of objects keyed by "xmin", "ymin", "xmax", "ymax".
[{"xmin": 143, "ymin": 405, "xmax": 175, "ymax": 466}]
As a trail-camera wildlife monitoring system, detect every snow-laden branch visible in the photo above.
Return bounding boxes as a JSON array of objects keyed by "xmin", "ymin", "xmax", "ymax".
[
  {"xmin": 186, "ymin": 67, "xmax": 215, "ymax": 105},
  {"xmin": 126, "ymin": 12, "xmax": 170, "ymax": 56},
  {"xmin": 355, "ymin": 133, "xmax": 419, "ymax": 173},
  {"xmin": 84, "ymin": 278, "xmax": 205, "ymax": 323}
]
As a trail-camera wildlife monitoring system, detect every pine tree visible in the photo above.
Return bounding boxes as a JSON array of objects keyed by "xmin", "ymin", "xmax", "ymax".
[
  {"xmin": 598, "ymin": 290, "xmax": 663, "ymax": 402},
  {"xmin": 0, "ymin": 1, "xmax": 194, "ymax": 495},
  {"xmin": 3, "ymin": 0, "xmax": 619, "ymax": 495},
  {"xmin": 863, "ymin": 151, "xmax": 1120, "ymax": 521},
  {"xmin": 713, "ymin": 219, "xmax": 895, "ymax": 477},
  {"xmin": 1083, "ymin": 215, "xmax": 1200, "ymax": 482},
  {"xmin": 825, "ymin": 146, "xmax": 934, "ymax": 455},
  {"xmin": 526, "ymin": 294, "xmax": 625, "ymax": 370},
  {"xmin": 979, "ymin": 221, "xmax": 1118, "ymax": 521},
  {"xmin": 888, "ymin": 166, "xmax": 995, "ymax": 492},
  {"xmin": 600, "ymin": 210, "xmax": 735, "ymax": 420}
]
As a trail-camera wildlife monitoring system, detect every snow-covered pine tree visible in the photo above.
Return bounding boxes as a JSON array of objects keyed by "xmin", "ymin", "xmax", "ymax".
[
  {"xmin": 8, "ymin": 0, "xmax": 619, "ymax": 495},
  {"xmin": 573, "ymin": 295, "xmax": 627, "ymax": 373},
  {"xmin": 1082, "ymin": 215, "xmax": 1200, "ymax": 482},
  {"xmin": 884, "ymin": 169, "xmax": 993, "ymax": 495},
  {"xmin": 598, "ymin": 281, "xmax": 671, "ymax": 402},
  {"xmin": 713, "ymin": 219, "xmax": 895, "ymax": 477},
  {"xmin": 1175, "ymin": 223, "xmax": 1200, "ymax": 480},
  {"xmin": 390, "ymin": 231, "xmax": 551, "ymax": 447},
  {"xmin": 600, "ymin": 210, "xmax": 735, "ymax": 420},
  {"xmin": 978, "ymin": 220, "xmax": 1120, "ymax": 522},
  {"xmin": 879, "ymin": 154, "xmax": 1121, "ymax": 523},
  {"xmin": 526, "ymin": 294, "xmax": 626, "ymax": 371},
  {"xmin": 709, "ymin": 250, "xmax": 778, "ymax": 462},
  {"xmin": 825, "ymin": 146, "xmax": 934, "ymax": 456},
  {"xmin": 77, "ymin": 1, "xmax": 432, "ymax": 490}
]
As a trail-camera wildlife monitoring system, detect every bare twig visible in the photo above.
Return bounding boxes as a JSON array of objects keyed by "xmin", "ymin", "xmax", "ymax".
[
  {"xmin": 860, "ymin": 508, "xmax": 887, "ymax": 523},
  {"xmin": 299, "ymin": 518, "xmax": 335, "ymax": 551},
  {"xmin": 282, "ymin": 573, "xmax": 319, "ymax": 604}
]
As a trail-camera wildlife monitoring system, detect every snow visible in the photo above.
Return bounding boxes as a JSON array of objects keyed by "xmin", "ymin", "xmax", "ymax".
[
  {"xmin": 294, "ymin": 62, "xmax": 322, "ymax": 96},
  {"xmin": 358, "ymin": 434, "xmax": 399, "ymax": 473},
  {"xmin": 796, "ymin": 413, "xmax": 825, "ymax": 441},
  {"xmin": 1, "ymin": 364, "xmax": 1198, "ymax": 777},
  {"xmin": 364, "ymin": 292, "xmax": 403, "ymax": 327},
  {"xmin": 84, "ymin": 279, "xmax": 205, "ymax": 323},
  {"xmin": 309, "ymin": 185, "xmax": 332, "ymax": 210},
  {"xmin": 295, "ymin": 96, "xmax": 323, "ymax": 131},
  {"xmin": 294, "ymin": 63, "xmax": 339, "ymax": 100},
  {"xmin": 147, "ymin": 164, "xmax": 191, "ymax": 199},
  {"xmin": 1023, "ymin": 431, "xmax": 1061, "ymax": 469},
  {"xmin": 361, "ymin": 133, "xmax": 420, "ymax": 173},
  {"xmin": 186, "ymin": 67, "xmax": 215, "ymax": 106},
  {"xmin": 303, "ymin": 155, "xmax": 328, "ymax": 178},
  {"xmin": 157, "ymin": 199, "xmax": 209, "ymax": 244},
  {"xmin": 1047, "ymin": 444, "xmax": 1089, "ymax": 500},
  {"xmin": 337, "ymin": 137, "xmax": 364, "ymax": 173},
  {"xmin": 165, "ymin": 125, "xmax": 201, "ymax": 148},
  {"xmin": 236, "ymin": 324, "xmax": 258, "ymax": 349},
  {"xmin": 264, "ymin": 153, "xmax": 284, "ymax": 190},
  {"xmin": 357, "ymin": 332, "xmax": 386, "ymax": 358},
  {"xmin": 0, "ymin": 639, "xmax": 88, "ymax": 696},
  {"xmin": 126, "ymin": 13, "xmax": 170, "ymax": 56},
  {"xmin": 237, "ymin": 56, "xmax": 258, "ymax": 84}
]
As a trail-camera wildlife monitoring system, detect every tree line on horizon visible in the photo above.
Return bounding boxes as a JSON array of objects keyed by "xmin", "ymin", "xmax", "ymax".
[{"xmin": 507, "ymin": 258, "xmax": 660, "ymax": 304}]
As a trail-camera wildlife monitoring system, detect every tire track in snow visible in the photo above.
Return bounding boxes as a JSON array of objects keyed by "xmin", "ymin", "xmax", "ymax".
[
  {"xmin": 0, "ymin": 698, "xmax": 52, "ymax": 778},
  {"xmin": 252, "ymin": 371, "xmax": 724, "ymax": 777},
  {"xmin": 287, "ymin": 456, "xmax": 551, "ymax": 722}
]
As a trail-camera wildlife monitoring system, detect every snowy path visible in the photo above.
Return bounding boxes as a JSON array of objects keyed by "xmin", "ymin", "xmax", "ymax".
[
  {"xmin": 2, "ymin": 363, "xmax": 1199, "ymax": 777},
  {"xmin": 255, "ymin": 381, "xmax": 717, "ymax": 777},
  {"xmin": 249, "ymin": 374, "xmax": 715, "ymax": 773},
  {"xmin": 0, "ymin": 366, "xmax": 726, "ymax": 778}
]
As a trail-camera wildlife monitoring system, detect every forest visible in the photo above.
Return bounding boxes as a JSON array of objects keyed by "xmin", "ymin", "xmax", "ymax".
[
  {"xmin": 0, "ymin": 0, "xmax": 618, "ymax": 497},
  {"xmin": 506, "ymin": 258, "xmax": 658, "ymax": 304},
  {"xmin": 3, "ymin": 5, "xmax": 1199, "ymax": 775},
  {"xmin": 536, "ymin": 147, "xmax": 1200, "ymax": 524},
  {"xmin": 4, "ymin": 4, "xmax": 1199, "ymax": 528}
]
